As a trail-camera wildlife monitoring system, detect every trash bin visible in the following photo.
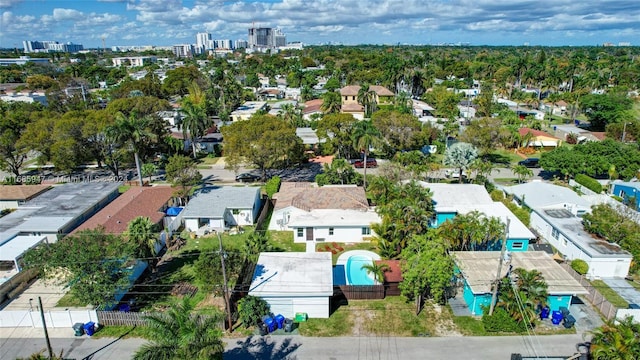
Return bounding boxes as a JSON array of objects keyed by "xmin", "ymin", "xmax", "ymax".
[
  {"xmin": 294, "ymin": 312, "xmax": 307, "ymax": 322},
  {"xmin": 284, "ymin": 318, "xmax": 294, "ymax": 333},
  {"xmin": 83, "ymin": 322, "xmax": 96, "ymax": 336},
  {"xmin": 263, "ymin": 317, "xmax": 276, "ymax": 333},
  {"xmin": 72, "ymin": 323, "xmax": 84, "ymax": 336},
  {"xmin": 258, "ymin": 323, "xmax": 268, "ymax": 336},
  {"xmin": 539, "ymin": 306, "xmax": 550, "ymax": 319},
  {"xmin": 551, "ymin": 311, "xmax": 563, "ymax": 325},
  {"xmin": 563, "ymin": 315, "xmax": 576, "ymax": 329},
  {"xmin": 275, "ymin": 314, "xmax": 285, "ymax": 329},
  {"xmin": 559, "ymin": 306, "xmax": 570, "ymax": 317}
]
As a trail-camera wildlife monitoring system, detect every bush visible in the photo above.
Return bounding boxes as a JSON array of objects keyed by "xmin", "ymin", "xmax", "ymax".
[
  {"xmin": 490, "ymin": 189, "xmax": 505, "ymax": 201},
  {"xmin": 481, "ymin": 307, "xmax": 527, "ymax": 333},
  {"xmin": 237, "ymin": 295, "xmax": 270, "ymax": 327},
  {"xmin": 571, "ymin": 259, "xmax": 589, "ymax": 275},
  {"xmin": 264, "ymin": 176, "xmax": 281, "ymax": 198},
  {"xmin": 575, "ymin": 174, "xmax": 603, "ymax": 194}
]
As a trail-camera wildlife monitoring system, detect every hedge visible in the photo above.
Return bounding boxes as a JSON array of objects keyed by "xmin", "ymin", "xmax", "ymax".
[
  {"xmin": 575, "ymin": 174, "xmax": 602, "ymax": 194},
  {"xmin": 570, "ymin": 259, "xmax": 589, "ymax": 275}
]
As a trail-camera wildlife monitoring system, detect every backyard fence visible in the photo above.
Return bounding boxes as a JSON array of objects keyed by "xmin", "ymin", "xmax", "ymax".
[
  {"xmin": 96, "ymin": 311, "xmax": 224, "ymax": 329},
  {"xmin": 338, "ymin": 285, "xmax": 385, "ymax": 300},
  {"xmin": 560, "ymin": 263, "xmax": 618, "ymax": 320},
  {"xmin": 255, "ymin": 196, "xmax": 272, "ymax": 231}
]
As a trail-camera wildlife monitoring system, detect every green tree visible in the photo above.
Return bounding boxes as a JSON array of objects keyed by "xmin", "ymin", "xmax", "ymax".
[
  {"xmin": 162, "ymin": 66, "xmax": 205, "ymax": 96},
  {"xmin": 0, "ymin": 102, "xmax": 36, "ymax": 176},
  {"xmin": 141, "ymin": 163, "xmax": 157, "ymax": 184},
  {"xmin": 357, "ymin": 83, "xmax": 377, "ymax": 117},
  {"xmin": 221, "ymin": 115, "xmax": 303, "ymax": 180},
  {"xmin": 580, "ymin": 92, "xmax": 633, "ymax": 131},
  {"xmin": 237, "ymin": 295, "xmax": 270, "ymax": 327},
  {"xmin": 165, "ymin": 155, "xmax": 202, "ymax": 205},
  {"xmin": 193, "ymin": 250, "xmax": 243, "ymax": 294},
  {"xmin": 512, "ymin": 164, "xmax": 534, "ymax": 183},
  {"xmin": 438, "ymin": 211, "xmax": 506, "ymax": 251},
  {"xmin": 361, "ymin": 262, "xmax": 389, "ymax": 284},
  {"xmin": 315, "ymin": 113, "xmax": 358, "ymax": 159},
  {"xmin": 134, "ymin": 298, "xmax": 224, "ymax": 360},
  {"xmin": 352, "ymin": 120, "xmax": 384, "ymax": 189},
  {"xmin": 126, "ymin": 216, "xmax": 160, "ymax": 271},
  {"xmin": 590, "ymin": 316, "xmax": 640, "ymax": 360},
  {"xmin": 443, "ymin": 142, "xmax": 478, "ymax": 183},
  {"xmin": 315, "ymin": 158, "xmax": 362, "ymax": 186},
  {"xmin": 422, "ymin": 85, "xmax": 462, "ymax": 119},
  {"xmin": 393, "ymin": 91, "xmax": 413, "ymax": 114},
  {"xmin": 371, "ymin": 109, "xmax": 425, "ymax": 156},
  {"xmin": 320, "ymin": 91, "xmax": 342, "ymax": 114},
  {"xmin": 180, "ymin": 83, "xmax": 211, "ymax": 158}
]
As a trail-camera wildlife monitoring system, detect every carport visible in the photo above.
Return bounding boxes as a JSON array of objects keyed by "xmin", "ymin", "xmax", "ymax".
[{"xmin": 0, "ymin": 235, "xmax": 47, "ymax": 272}]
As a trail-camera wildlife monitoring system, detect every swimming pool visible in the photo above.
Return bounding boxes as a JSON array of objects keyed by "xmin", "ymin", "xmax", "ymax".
[{"xmin": 346, "ymin": 255, "xmax": 375, "ymax": 285}]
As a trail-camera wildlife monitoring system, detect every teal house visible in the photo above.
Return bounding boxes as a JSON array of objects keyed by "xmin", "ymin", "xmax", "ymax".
[
  {"xmin": 452, "ymin": 251, "xmax": 588, "ymax": 316},
  {"xmin": 418, "ymin": 183, "xmax": 535, "ymax": 251}
]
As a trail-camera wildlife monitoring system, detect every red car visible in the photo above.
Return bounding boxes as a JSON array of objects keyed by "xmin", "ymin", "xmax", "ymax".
[{"xmin": 353, "ymin": 159, "xmax": 378, "ymax": 168}]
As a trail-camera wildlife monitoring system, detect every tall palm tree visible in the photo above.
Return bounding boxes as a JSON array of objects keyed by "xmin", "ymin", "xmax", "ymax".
[
  {"xmin": 352, "ymin": 120, "xmax": 383, "ymax": 189},
  {"xmin": 361, "ymin": 262, "xmax": 390, "ymax": 284},
  {"xmin": 134, "ymin": 298, "xmax": 224, "ymax": 360},
  {"xmin": 105, "ymin": 112, "xmax": 156, "ymax": 187},
  {"xmin": 512, "ymin": 164, "xmax": 533, "ymax": 183},
  {"xmin": 126, "ymin": 216, "xmax": 160, "ymax": 271},
  {"xmin": 394, "ymin": 91, "xmax": 413, "ymax": 114},
  {"xmin": 357, "ymin": 83, "xmax": 377, "ymax": 117},
  {"xmin": 180, "ymin": 84, "xmax": 210, "ymax": 159},
  {"xmin": 320, "ymin": 91, "xmax": 342, "ymax": 114}
]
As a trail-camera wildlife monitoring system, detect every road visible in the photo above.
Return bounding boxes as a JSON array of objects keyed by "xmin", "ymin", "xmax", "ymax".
[{"xmin": 1, "ymin": 329, "xmax": 588, "ymax": 360}]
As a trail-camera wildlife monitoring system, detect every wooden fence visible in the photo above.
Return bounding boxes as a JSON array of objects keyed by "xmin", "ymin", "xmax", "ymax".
[
  {"xmin": 339, "ymin": 285, "xmax": 385, "ymax": 300},
  {"xmin": 255, "ymin": 196, "xmax": 272, "ymax": 231},
  {"xmin": 560, "ymin": 263, "xmax": 618, "ymax": 320},
  {"xmin": 97, "ymin": 311, "xmax": 224, "ymax": 329}
]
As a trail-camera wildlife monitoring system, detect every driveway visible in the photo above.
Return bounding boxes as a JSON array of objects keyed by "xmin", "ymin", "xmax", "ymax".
[{"xmin": 602, "ymin": 278, "xmax": 640, "ymax": 305}]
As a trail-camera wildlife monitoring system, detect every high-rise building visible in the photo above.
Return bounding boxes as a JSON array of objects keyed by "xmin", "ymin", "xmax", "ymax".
[
  {"xmin": 196, "ymin": 32, "xmax": 212, "ymax": 54},
  {"xmin": 274, "ymin": 28, "xmax": 286, "ymax": 47},
  {"xmin": 235, "ymin": 39, "xmax": 248, "ymax": 49},
  {"xmin": 173, "ymin": 44, "xmax": 194, "ymax": 58},
  {"xmin": 23, "ymin": 40, "xmax": 83, "ymax": 53},
  {"xmin": 214, "ymin": 39, "xmax": 233, "ymax": 49}
]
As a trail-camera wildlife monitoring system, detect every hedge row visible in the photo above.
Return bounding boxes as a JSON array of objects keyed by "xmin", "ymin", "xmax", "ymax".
[{"xmin": 575, "ymin": 174, "xmax": 603, "ymax": 194}]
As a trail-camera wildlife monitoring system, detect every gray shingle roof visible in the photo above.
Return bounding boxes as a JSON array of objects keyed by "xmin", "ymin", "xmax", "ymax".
[{"xmin": 181, "ymin": 186, "xmax": 260, "ymax": 218}]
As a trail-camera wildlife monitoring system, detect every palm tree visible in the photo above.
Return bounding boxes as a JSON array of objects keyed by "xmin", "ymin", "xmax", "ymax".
[
  {"xmin": 278, "ymin": 103, "xmax": 303, "ymax": 127},
  {"xmin": 361, "ymin": 262, "xmax": 390, "ymax": 284},
  {"xmin": 126, "ymin": 216, "xmax": 160, "ymax": 271},
  {"xmin": 321, "ymin": 91, "xmax": 342, "ymax": 114},
  {"xmin": 141, "ymin": 163, "xmax": 157, "ymax": 185},
  {"xmin": 512, "ymin": 164, "xmax": 533, "ymax": 183},
  {"xmin": 357, "ymin": 83, "xmax": 377, "ymax": 117},
  {"xmin": 134, "ymin": 298, "xmax": 224, "ymax": 360},
  {"xmin": 352, "ymin": 120, "xmax": 383, "ymax": 189},
  {"xmin": 105, "ymin": 112, "xmax": 156, "ymax": 187},
  {"xmin": 443, "ymin": 142, "xmax": 479, "ymax": 183},
  {"xmin": 512, "ymin": 268, "xmax": 548, "ymax": 307},
  {"xmin": 590, "ymin": 316, "xmax": 640, "ymax": 360},
  {"xmin": 394, "ymin": 91, "xmax": 413, "ymax": 114}
]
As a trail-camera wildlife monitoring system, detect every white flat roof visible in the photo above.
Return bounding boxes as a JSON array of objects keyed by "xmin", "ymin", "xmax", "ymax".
[
  {"xmin": 287, "ymin": 209, "xmax": 380, "ymax": 227},
  {"xmin": 0, "ymin": 235, "xmax": 46, "ymax": 262},
  {"xmin": 249, "ymin": 252, "xmax": 333, "ymax": 297},
  {"xmin": 13, "ymin": 216, "xmax": 75, "ymax": 233},
  {"xmin": 417, "ymin": 182, "xmax": 493, "ymax": 211},
  {"xmin": 452, "ymin": 251, "xmax": 588, "ymax": 295},
  {"xmin": 505, "ymin": 182, "xmax": 591, "ymax": 209}
]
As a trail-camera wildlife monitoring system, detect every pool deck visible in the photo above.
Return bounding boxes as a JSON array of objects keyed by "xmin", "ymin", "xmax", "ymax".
[{"xmin": 336, "ymin": 250, "xmax": 381, "ymax": 266}]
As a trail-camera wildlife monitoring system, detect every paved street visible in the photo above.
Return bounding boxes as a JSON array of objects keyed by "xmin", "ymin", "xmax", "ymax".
[
  {"xmin": 602, "ymin": 278, "xmax": 640, "ymax": 305},
  {"xmin": 1, "ymin": 325, "xmax": 588, "ymax": 360}
]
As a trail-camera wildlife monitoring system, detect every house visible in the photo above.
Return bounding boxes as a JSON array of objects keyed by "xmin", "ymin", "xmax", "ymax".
[
  {"xmin": 296, "ymin": 127, "xmax": 325, "ymax": 150},
  {"xmin": 339, "ymin": 85, "xmax": 394, "ymax": 119},
  {"xmin": 70, "ymin": 186, "xmax": 176, "ymax": 251},
  {"xmin": 181, "ymin": 186, "xmax": 262, "ymax": 232},
  {"xmin": 541, "ymin": 100, "xmax": 568, "ymax": 116},
  {"xmin": 230, "ymin": 101, "xmax": 267, "ymax": 122},
  {"xmin": 248, "ymin": 252, "xmax": 333, "ymax": 318},
  {"xmin": 0, "ymin": 232, "xmax": 47, "ymax": 274},
  {"xmin": 268, "ymin": 182, "xmax": 380, "ymax": 246},
  {"xmin": 504, "ymin": 182, "xmax": 632, "ymax": 278},
  {"xmin": 611, "ymin": 181, "xmax": 640, "ymax": 212},
  {"xmin": 518, "ymin": 128, "xmax": 562, "ymax": 148},
  {"xmin": 0, "ymin": 182, "xmax": 121, "ymax": 243},
  {"xmin": 417, "ymin": 183, "xmax": 535, "ymax": 251},
  {"xmin": 303, "ymin": 98, "xmax": 323, "ymax": 120},
  {"xmin": 0, "ymin": 185, "xmax": 52, "ymax": 210},
  {"xmin": 452, "ymin": 251, "xmax": 588, "ymax": 315}
]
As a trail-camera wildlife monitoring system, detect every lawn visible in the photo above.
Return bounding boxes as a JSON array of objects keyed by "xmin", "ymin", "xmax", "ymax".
[
  {"xmin": 590, "ymin": 280, "xmax": 629, "ymax": 308},
  {"xmin": 486, "ymin": 149, "xmax": 523, "ymax": 166}
]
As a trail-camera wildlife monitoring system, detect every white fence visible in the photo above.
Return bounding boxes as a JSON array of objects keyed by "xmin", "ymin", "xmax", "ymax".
[{"xmin": 0, "ymin": 309, "xmax": 98, "ymax": 328}]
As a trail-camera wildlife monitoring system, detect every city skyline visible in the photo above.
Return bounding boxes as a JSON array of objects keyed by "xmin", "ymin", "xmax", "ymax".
[{"xmin": 1, "ymin": 0, "xmax": 639, "ymax": 49}]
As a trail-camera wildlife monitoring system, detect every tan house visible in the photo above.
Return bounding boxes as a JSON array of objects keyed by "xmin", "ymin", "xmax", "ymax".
[
  {"xmin": 518, "ymin": 127, "xmax": 562, "ymax": 148},
  {"xmin": 339, "ymin": 85, "xmax": 394, "ymax": 119}
]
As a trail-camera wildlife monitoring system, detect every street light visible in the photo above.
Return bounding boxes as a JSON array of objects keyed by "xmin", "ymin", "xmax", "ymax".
[{"xmin": 622, "ymin": 122, "xmax": 632, "ymax": 142}]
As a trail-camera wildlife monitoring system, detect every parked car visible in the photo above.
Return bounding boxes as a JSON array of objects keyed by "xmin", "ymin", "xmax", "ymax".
[
  {"xmin": 353, "ymin": 158, "xmax": 378, "ymax": 168},
  {"xmin": 518, "ymin": 158, "xmax": 540, "ymax": 168},
  {"xmin": 235, "ymin": 173, "xmax": 261, "ymax": 182}
]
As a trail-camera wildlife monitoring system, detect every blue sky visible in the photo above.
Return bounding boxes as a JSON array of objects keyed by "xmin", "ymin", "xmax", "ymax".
[{"xmin": 1, "ymin": 0, "xmax": 639, "ymax": 48}]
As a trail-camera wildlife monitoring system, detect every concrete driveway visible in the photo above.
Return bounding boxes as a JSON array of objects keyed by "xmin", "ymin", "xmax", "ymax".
[{"xmin": 602, "ymin": 278, "xmax": 640, "ymax": 305}]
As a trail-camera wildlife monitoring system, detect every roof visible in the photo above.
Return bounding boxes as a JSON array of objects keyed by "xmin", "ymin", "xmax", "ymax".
[
  {"xmin": 341, "ymin": 103, "xmax": 364, "ymax": 112},
  {"xmin": 303, "ymin": 99, "xmax": 323, "ymax": 114},
  {"xmin": 0, "ymin": 235, "xmax": 47, "ymax": 262},
  {"xmin": 296, "ymin": 127, "xmax": 324, "ymax": 145},
  {"xmin": 0, "ymin": 185, "xmax": 51, "ymax": 201},
  {"xmin": 418, "ymin": 183, "xmax": 493, "ymax": 211},
  {"xmin": 287, "ymin": 209, "xmax": 380, "ymax": 227},
  {"xmin": 181, "ymin": 186, "xmax": 260, "ymax": 218},
  {"xmin": 452, "ymin": 251, "xmax": 588, "ymax": 295},
  {"xmin": 504, "ymin": 182, "xmax": 591, "ymax": 209},
  {"xmin": 273, "ymin": 182, "xmax": 369, "ymax": 212},
  {"xmin": 535, "ymin": 207, "xmax": 632, "ymax": 258},
  {"xmin": 518, "ymin": 127, "xmax": 559, "ymax": 140},
  {"xmin": 456, "ymin": 202, "xmax": 535, "ymax": 240},
  {"xmin": 248, "ymin": 252, "xmax": 333, "ymax": 297},
  {"xmin": 375, "ymin": 259, "xmax": 403, "ymax": 283},
  {"xmin": 612, "ymin": 181, "xmax": 640, "ymax": 191},
  {"xmin": 71, "ymin": 186, "xmax": 175, "ymax": 235},
  {"xmin": 339, "ymin": 85, "xmax": 394, "ymax": 97}
]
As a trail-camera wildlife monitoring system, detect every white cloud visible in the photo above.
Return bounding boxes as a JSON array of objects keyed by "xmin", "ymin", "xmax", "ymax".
[
  {"xmin": 0, "ymin": 0, "xmax": 22, "ymax": 9},
  {"xmin": 53, "ymin": 8, "xmax": 84, "ymax": 21}
]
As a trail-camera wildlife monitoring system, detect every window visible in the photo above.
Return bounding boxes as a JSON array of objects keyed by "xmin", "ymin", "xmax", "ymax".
[
  {"xmin": 562, "ymin": 238, "xmax": 568, "ymax": 247},
  {"xmin": 362, "ymin": 227, "xmax": 371, "ymax": 235},
  {"xmin": 232, "ymin": 209, "xmax": 240, "ymax": 215},
  {"xmin": 297, "ymin": 228, "xmax": 303, "ymax": 237},
  {"xmin": 552, "ymin": 228, "xmax": 559, "ymax": 240},
  {"xmin": 352, "ymin": 96, "xmax": 356, "ymax": 101},
  {"xmin": 511, "ymin": 242, "xmax": 524, "ymax": 250},
  {"xmin": 329, "ymin": 227, "xmax": 334, "ymax": 235}
]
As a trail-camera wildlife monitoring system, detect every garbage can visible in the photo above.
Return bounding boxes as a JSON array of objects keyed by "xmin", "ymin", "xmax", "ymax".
[
  {"xmin": 563, "ymin": 315, "xmax": 576, "ymax": 329},
  {"xmin": 294, "ymin": 312, "xmax": 307, "ymax": 322},
  {"xmin": 72, "ymin": 323, "xmax": 84, "ymax": 336},
  {"xmin": 551, "ymin": 311, "xmax": 563, "ymax": 325},
  {"xmin": 83, "ymin": 322, "xmax": 96, "ymax": 336},
  {"xmin": 258, "ymin": 323, "xmax": 268, "ymax": 336},
  {"xmin": 284, "ymin": 318, "xmax": 294, "ymax": 333},
  {"xmin": 559, "ymin": 306, "xmax": 570, "ymax": 317},
  {"xmin": 539, "ymin": 306, "xmax": 550, "ymax": 319},
  {"xmin": 275, "ymin": 314, "xmax": 285, "ymax": 329},
  {"xmin": 263, "ymin": 317, "xmax": 276, "ymax": 333}
]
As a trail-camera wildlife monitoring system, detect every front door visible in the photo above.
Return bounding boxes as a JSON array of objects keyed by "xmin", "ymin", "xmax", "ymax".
[{"xmin": 306, "ymin": 227, "xmax": 314, "ymax": 241}]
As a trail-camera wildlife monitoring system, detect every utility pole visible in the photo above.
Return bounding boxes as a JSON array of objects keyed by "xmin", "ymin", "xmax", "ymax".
[
  {"xmin": 38, "ymin": 297, "xmax": 54, "ymax": 359},
  {"xmin": 489, "ymin": 218, "xmax": 510, "ymax": 316},
  {"xmin": 622, "ymin": 122, "xmax": 631, "ymax": 142},
  {"xmin": 217, "ymin": 232, "xmax": 233, "ymax": 332}
]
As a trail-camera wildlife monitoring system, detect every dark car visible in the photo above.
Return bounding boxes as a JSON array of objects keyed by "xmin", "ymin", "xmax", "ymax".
[
  {"xmin": 518, "ymin": 158, "xmax": 540, "ymax": 168},
  {"xmin": 353, "ymin": 158, "xmax": 378, "ymax": 168},
  {"xmin": 628, "ymin": 303, "xmax": 640, "ymax": 309},
  {"xmin": 235, "ymin": 173, "xmax": 261, "ymax": 182}
]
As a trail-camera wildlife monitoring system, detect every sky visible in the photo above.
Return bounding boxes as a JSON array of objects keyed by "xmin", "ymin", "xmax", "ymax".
[{"xmin": 1, "ymin": 0, "xmax": 639, "ymax": 49}]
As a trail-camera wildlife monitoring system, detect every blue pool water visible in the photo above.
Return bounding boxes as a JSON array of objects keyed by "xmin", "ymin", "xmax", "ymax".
[{"xmin": 346, "ymin": 255, "xmax": 375, "ymax": 285}]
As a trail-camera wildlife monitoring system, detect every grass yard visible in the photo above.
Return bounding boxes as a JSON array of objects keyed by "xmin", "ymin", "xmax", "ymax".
[
  {"xmin": 492, "ymin": 178, "xmax": 520, "ymax": 186},
  {"xmin": 298, "ymin": 297, "xmax": 459, "ymax": 337},
  {"xmin": 590, "ymin": 280, "xmax": 629, "ymax": 308}
]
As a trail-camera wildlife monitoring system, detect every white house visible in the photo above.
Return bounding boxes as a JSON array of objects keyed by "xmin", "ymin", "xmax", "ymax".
[
  {"xmin": 248, "ymin": 252, "xmax": 333, "ymax": 318},
  {"xmin": 181, "ymin": 186, "xmax": 262, "ymax": 232},
  {"xmin": 269, "ymin": 183, "xmax": 380, "ymax": 246},
  {"xmin": 504, "ymin": 182, "xmax": 632, "ymax": 278}
]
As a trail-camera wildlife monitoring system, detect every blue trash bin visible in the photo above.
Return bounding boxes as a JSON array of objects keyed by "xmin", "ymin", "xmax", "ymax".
[
  {"xmin": 551, "ymin": 311, "xmax": 563, "ymax": 325},
  {"xmin": 540, "ymin": 306, "xmax": 550, "ymax": 319},
  {"xmin": 83, "ymin": 322, "xmax": 96, "ymax": 336},
  {"xmin": 263, "ymin": 317, "xmax": 276, "ymax": 333},
  {"xmin": 275, "ymin": 314, "xmax": 285, "ymax": 329}
]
